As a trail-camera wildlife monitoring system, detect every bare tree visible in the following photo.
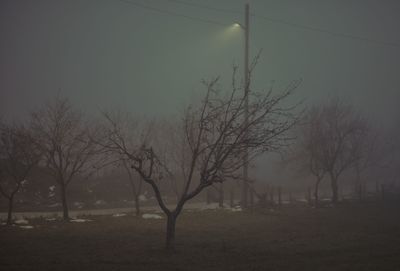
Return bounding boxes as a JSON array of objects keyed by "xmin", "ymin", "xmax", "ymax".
[
  {"xmin": 30, "ymin": 97, "xmax": 102, "ymax": 220},
  {"xmin": 295, "ymin": 108, "xmax": 328, "ymax": 207},
  {"xmin": 99, "ymin": 67, "xmax": 300, "ymax": 249},
  {"xmin": 95, "ymin": 111, "xmax": 151, "ymax": 214},
  {"xmin": 121, "ymin": 159, "xmax": 143, "ymax": 216},
  {"xmin": 349, "ymin": 121, "xmax": 379, "ymax": 200},
  {"xmin": 0, "ymin": 122, "xmax": 41, "ymax": 225},
  {"xmin": 306, "ymin": 100, "xmax": 366, "ymax": 204}
]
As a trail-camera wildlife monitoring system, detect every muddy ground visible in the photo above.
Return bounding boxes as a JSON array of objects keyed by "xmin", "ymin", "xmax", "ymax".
[{"xmin": 1, "ymin": 202, "xmax": 400, "ymax": 271}]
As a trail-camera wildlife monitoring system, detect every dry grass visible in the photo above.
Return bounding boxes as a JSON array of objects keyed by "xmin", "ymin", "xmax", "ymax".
[{"xmin": 1, "ymin": 202, "xmax": 400, "ymax": 271}]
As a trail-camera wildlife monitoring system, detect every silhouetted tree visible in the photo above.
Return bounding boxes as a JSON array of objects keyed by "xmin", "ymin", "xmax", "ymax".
[
  {"xmin": 31, "ymin": 97, "xmax": 102, "ymax": 220},
  {"xmin": 0, "ymin": 122, "xmax": 41, "ymax": 225},
  {"xmin": 349, "ymin": 121, "xmax": 379, "ymax": 200},
  {"xmin": 121, "ymin": 159, "xmax": 143, "ymax": 216},
  {"xmin": 307, "ymin": 100, "xmax": 366, "ymax": 204},
  {"xmin": 297, "ymin": 108, "xmax": 328, "ymax": 207},
  {"xmin": 99, "ymin": 66, "xmax": 300, "ymax": 250}
]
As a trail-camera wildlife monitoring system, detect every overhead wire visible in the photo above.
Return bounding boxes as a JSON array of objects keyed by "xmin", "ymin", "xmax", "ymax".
[
  {"xmin": 255, "ymin": 15, "xmax": 400, "ymax": 48},
  {"xmin": 159, "ymin": 0, "xmax": 400, "ymax": 48},
  {"xmin": 117, "ymin": 0, "xmax": 229, "ymax": 26},
  {"xmin": 166, "ymin": 0, "xmax": 240, "ymax": 15}
]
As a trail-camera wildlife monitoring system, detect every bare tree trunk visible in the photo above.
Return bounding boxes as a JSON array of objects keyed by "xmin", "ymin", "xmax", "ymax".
[
  {"xmin": 125, "ymin": 161, "xmax": 142, "ymax": 216},
  {"xmin": 218, "ymin": 184, "xmax": 224, "ymax": 208},
  {"xmin": 6, "ymin": 196, "xmax": 14, "ymax": 225},
  {"xmin": 241, "ymin": 181, "xmax": 248, "ymax": 209},
  {"xmin": 330, "ymin": 175, "xmax": 338, "ymax": 205},
  {"xmin": 249, "ymin": 189, "xmax": 254, "ymax": 209},
  {"xmin": 60, "ymin": 183, "xmax": 69, "ymax": 220},
  {"xmin": 278, "ymin": 186, "xmax": 282, "ymax": 207},
  {"xmin": 314, "ymin": 181, "xmax": 320, "ymax": 208},
  {"xmin": 166, "ymin": 213, "xmax": 177, "ymax": 250},
  {"xmin": 230, "ymin": 186, "xmax": 235, "ymax": 208},
  {"xmin": 270, "ymin": 186, "xmax": 274, "ymax": 204},
  {"xmin": 206, "ymin": 189, "xmax": 211, "ymax": 204},
  {"xmin": 258, "ymin": 193, "xmax": 266, "ymax": 208},
  {"xmin": 134, "ymin": 194, "xmax": 141, "ymax": 216},
  {"xmin": 307, "ymin": 187, "xmax": 312, "ymax": 205}
]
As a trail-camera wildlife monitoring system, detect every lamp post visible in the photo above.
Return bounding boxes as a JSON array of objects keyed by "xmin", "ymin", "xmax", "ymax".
[
  {"xmin": 242, "ymin": 2, "xmax": 250, "ymax": 209},
  {"xmin": 231, "ymin": 3, "xmax": 250, "ymax": 209}
]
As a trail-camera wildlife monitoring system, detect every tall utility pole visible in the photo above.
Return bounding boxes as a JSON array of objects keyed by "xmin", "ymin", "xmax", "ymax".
[{"xmin": 241, "ymin": 2, "xmax": 250, "ymax": 209}]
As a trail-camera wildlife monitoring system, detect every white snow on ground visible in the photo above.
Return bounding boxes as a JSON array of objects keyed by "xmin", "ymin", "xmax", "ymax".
[
  {"xmin": 296, "ymin": 199, "xmax": 309, "ymax": 203},
  {"xmin": 70, "ymin": 218, "xmax": 92, "ymax": 223},
  {"xmin": 112, "ymin": 213, "xmax": 127, "ymax": 217},
  {"xmin": 142, "ymin": 213, "xmax": 163, "ymax": 219},
  {"xmin": 230, "ymin": 206, "xmax": 242, "ymax": 212},
  {"xmin": 45, "ymin": 218, "xmax": 57, "ymax": 221},
  {"xmin": 94, "ymin": 200, "xmax": 106, "ymax": 206},
  {"xmin": 200, "ymin": 203, "xmax": 243, "ymax": 211},
  {"xmin": 201, "ymin": 203, "xmax": 220, "ymax": 210},
  {"xmin": 74, "ymin": 202, "xmax": 84, "ymax": 208},
  {"xmin": 15, "ymin": 219, "xmax": 29, "ymax": 225},
  {"xmin": 19, "ymin": 225, "xmax": 34, "ymax": 229},
  {"xmin": 48, "ymin": 186, "xmax": 56, "ymax": 198}
]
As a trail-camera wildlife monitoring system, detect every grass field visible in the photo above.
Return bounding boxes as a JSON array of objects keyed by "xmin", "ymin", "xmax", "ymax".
[{"xmin": 1, "ymin": 203, "xmax": 400, "ymax": 271}]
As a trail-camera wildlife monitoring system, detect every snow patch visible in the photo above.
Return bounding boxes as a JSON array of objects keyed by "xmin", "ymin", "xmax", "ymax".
[
  {"xmin": 46, "ymin": 218, "xmax": 57, "ymax": 222},
  {"xmin": 70, "ymin": 218, "xmax": 92, "ymax": 223},
  {"xmin": 19, "ymin": 225, "xmax": 34, "ymax": 229},
  {"xmin": 112, "ymin": 213, "xmax": 127, "ymax": 217},
  {"xmin": 201, "ymin": 203, "xmax": 221, "ymax": 210},
  {"xmin": 94, "ymin": 200, "xmax": 106, "ymax": 206},
  {"xmin": 142, "ymin": 213, "xmax": 163, "ymax": 219},
  {"xmin": 74, "ymin": 202, "xmax": 84, "ymax": 209},
  {"xmin": 296, "ymin": 199, "xmax": 309, "ymax": 203},
  {"xmin": 15, "ymin": 219, "xmax": 29, "ymax": 225},
  {"xmin": 230, "ymin": 206, "xmax": 242, "ymax": 212}
]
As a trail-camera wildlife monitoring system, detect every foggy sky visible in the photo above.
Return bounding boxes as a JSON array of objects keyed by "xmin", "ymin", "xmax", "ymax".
[{"xmin": 1, "ymin": 0, "xmax": 400, "ymax": 125}]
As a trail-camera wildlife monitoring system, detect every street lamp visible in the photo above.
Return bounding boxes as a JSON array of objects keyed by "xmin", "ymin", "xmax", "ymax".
[
  {"xmin": 232, "ymin": 22, "xmax": 242, "ymax": 29},
  {"xmin": 227, "ymin": 6, "xmax": 250, "ymax": 209},
  {"xmin": 242, "ymin": 3, "xmax": 250, "ymax": 209}
]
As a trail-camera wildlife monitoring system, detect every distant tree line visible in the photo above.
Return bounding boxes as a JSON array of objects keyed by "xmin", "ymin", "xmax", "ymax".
[{"xmin": 1, "ymin": 65, "xmax": 399, "ymax": 250}]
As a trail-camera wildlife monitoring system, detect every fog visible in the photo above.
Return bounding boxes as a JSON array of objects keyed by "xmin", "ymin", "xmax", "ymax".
[
  {"xmin": 1, "ymin": 1, "xmax": 400, "ymax": 270},
  {"xmin": 2, "ymin": 0, "xmax": 400, "ymax": 121}
]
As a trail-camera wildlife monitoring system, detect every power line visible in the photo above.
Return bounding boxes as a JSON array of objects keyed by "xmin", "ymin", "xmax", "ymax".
[
  {"xmin": 163, "ymin": 0, "xmax": 400, "ymax": 48},
  {"xmin": 117, "ymin": 0, "xmax": 228, "ymax": 27},
  {"xmin": 166, "ymin": 0, "xmax": 240, "ymax": 15},
  {"xmin": 255, "ymin": 15, "xmax": 400, "ymax": 48}
]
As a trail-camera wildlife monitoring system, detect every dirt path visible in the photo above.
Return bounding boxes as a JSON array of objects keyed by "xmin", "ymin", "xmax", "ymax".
[{"xmin": 0, "ymin": 202, "xmax": 208, "ymax": 219}]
